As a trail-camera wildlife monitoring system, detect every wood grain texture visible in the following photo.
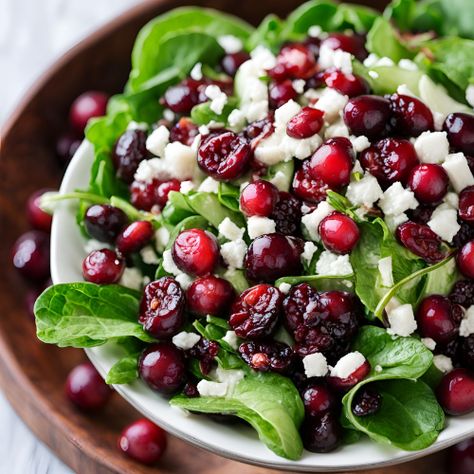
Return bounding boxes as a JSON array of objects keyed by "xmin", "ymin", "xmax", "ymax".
[{"xmin": 0, "ymin": 0, "xmax": 450, "ymax": 472}]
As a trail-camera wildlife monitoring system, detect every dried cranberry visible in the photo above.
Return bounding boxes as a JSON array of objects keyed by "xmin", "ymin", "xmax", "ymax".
[
  {"xmin": 388, "ymin": 94, "xmax": 434, "ymax": 137},
  {"xmin": 450, "ymin": 280, "xmax": 474, "ymax": 308},
  {"xmin": 351, "ymin": 387, "xmax": 382, "ymax": 417},
  {"xmin": 319, "ymin": 212, "xmax": 360, "ymax": 254},
  {"xmin": 408, "ymin": 164, "xmax": 449, "ymax": 204},
  {"xmin": 139, "ymin": 277, "xmax": 185, "ymax": 338},
  {"xmin": 396, "ymin": 221, "xmax": 445, "ymax": 263},
  {"xmin": 169, "ymin": 117, "xmax": 199, "ymax": 146},
  {"xmin": 221, "ymin": 51, "xmax": 250, "ymax": 76},
  {"xmin": 453, "ymin": 222, "xmax": 474, "ymax": 249},
  {"xmin": 436, "ymin": 368, "xmax": 474, "ymax": 415},
  {"xmin": 443, "ymin": 113, "xmax": 474, "ymax": 155},
  {"xmin": 292, "ymin": 160, "xmax": 329, "ymax": 204},
  {"xmin": 302, "ymin": 384, "xmax": 336, "ymax": 417},
  {"xmin": 69, "ymin": 91, "xmax": 109, "ymax": 133},
  {"xmin": 12, "ymin": 231, "xmax": 50, "ymax": 282},
  {"xmin": 321, "ymin": 33, "xmax": 368, "ymax": 61},
  {"xmin": 286, "ymin": 107, "xmax": 324, "ymax": 139},
  {"xmin": 343, "ymin": 95, "xmax": 391, "ymax": 138},
  {"xmin": 239, "ymin": 340, "xmax": 295, "ymax": 373},
  {"xmin": 27, "ymin": 189, "xmax": 54, "ymax": 232},
  {"xmin": 328, "ymin": 359, "xmax": 371, "ymax": 392},
  {"xmin": 112, "ymin": 129, "xmax": 148, "ymax": 183},
  {"xmin": 457, "ymin": 240, "xmax": 474, "ymax": 279},
  {"xmin": 186, "ymin": 275, "xmax": 235, "ymax": 317},
  {"xmin": 301, "ymin": 412, "xmax": 342, "ymax": 453},
  {"xmin": 130, "ymin": 180, "xmax": 159, "ymax": 211},
  {"xmin": 240, "ymin": 180, "xmax": 279, "ymax": 217},
  {"xmin": 271, "ymin": 192, "xmax": 302, "ymax": 236},
  {"xmin": 155, "ymin": 179, "xmax": 181, "ymax": 207},
  {"xmin": 229, "ymin": 284, "xmax": 283, "ymax": 339},
  {"xmin": 198, "ymin": 131, "xmax": 251, "ymax": 181},
  {"xmin": 269, "ymin": 80, "xmax": 297, "ymax": 109},
  {"xmin": 189, "ymin": 338, "xmax": 219, "ymax": 375},
  {"xmin": 459, "ymin": 186, "xmax": 474, "ymax": 223},
  {"xmin": 448, "ymin": 438, "xmax": 474, "ymax": 474},
  {"xmin": 162, "ymin": 78, "xmax": 207, "ymax": 113},
  {"xmin": 282, "ymin": 283, "xmax": 321, "ymax": 332},
  {"xmin": 407, "ymin": 205, "xmax": 435, "ymax": 225},
  {"xmin": 116, "ymin": 221, "xmax": 154, "ymax": 255},
  {"xmin": 84, "ymin": 204, "xmax": 128, "ymax": 243},
  {"xmin": 269, "ymin": 43, "xmax": 316, "ymax": 81},
  {"xmin": 82, "ymin": 249, "xmax": 124, "ymax": 284},
  {"xmin": 322, "ymin": 70, "xmax": 370, "ymax": 98},
  {"xmin": 183, "ymin": 381, "xmax": 199, "ymax": 397}
]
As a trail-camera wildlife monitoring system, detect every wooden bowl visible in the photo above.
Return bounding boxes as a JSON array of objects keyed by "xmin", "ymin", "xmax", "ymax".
[{"xmin": 0, "ymin": 0, "xmax": 449, "ymax": 472}]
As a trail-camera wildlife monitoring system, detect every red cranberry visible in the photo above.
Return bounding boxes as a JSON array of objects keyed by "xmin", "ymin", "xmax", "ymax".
[
  {"xmin": 352, "ymin": 387, "xmax": 382, "ymax": 417},
  {"xmin": 240, "ymin": 180, "xmax": 279, "ymax": 217},
  {"xmin": 238, "ymin": 340, "xmax": 295, "ymax": 373},
  {"xmin": 186, "ymin": 275, "xmax": 235, "ymax": 317},
  {"xmin": 244, "ymin": 233, "xmax": 303, "ymax": 282},
  {"xmin": 269, "ymin": 80, "xmax": 297, "ymax": 109},
  {"xmin": 343, "ymin": 95, "xmax": 391, "ymax": 138},
  {"xmin": 112, "ymin": 129, "xmax": 148, "ymax": 183},
  {"xmin": 416, "ymin": 295, "xmax": 461, "ymax": 345},
  {"xmin": 457, "ymin": 240, "xmax": 474, "ymax": 279},
  {"xmin": 396, "ymin": 221, "xmax": 445, "ymax": 263},
  {"xmin": 12, "ymin": 231, "xmax": 50, "ymax": 282},
  {"xmin": 189, "ymin": 338, "xmax": 219, "ymax": 375},
  {"xmin": 449, "ymin": 438, "xmax": 474, "ymax": 474},
  {"xmin": 286, "ymin": 107, "xmax": 324, "ymax": 138},
  {"xmin": 323, "ymin": 70, "xmax": 369, "ymax": 98},
  {"xmin": 56, "ymin": 131, "xmax": 82, "ymax": 164},
  {"xmin": 82, "ymin": 249, "xmax": 124, "ymax": 284},
  {"xmin": 319, "ymin": 212, "xmax": 360, "ymax": 254},
  {"xmin": 443, "ymin": 113, "xmax": 474, "ymax": 155},
  {"xmin": 282, "ymin": 283, "xmax": 319, "ymax": 332},
  {"xmin": 198, "ymin": 131, "xmax": 251, "ymax": 181},
  {"xmin": 301, "ymin": 412, "xmax": 342, "ymax": 453},
  {"xmin": 302, "ymin": 384, "xmax": 336, "ymax": 417},
  {"xmin": 328, "ymin": 359, "xmax": 371, "ymax": 392},
  {"xmin": 169, "ymin": 117, "xmax": 199, "ymax": 146},
  {"xmin": 229, "ymin": 284, "xmax": 283, "ymax": 339},
  {"xmin": 292, "ymin": 160, "xmax": 329, "ymax": 203},
  {"xmin": 459, "ymin": 186, "xmax": 474, "ymax": 223},
  {"xmin": 271, "ymin": 192, "xmax": 303, "ymax": 236},
  {"xmin": 69, "ymin": 91, "xmax": 108, "ymax": 133},
  {"xmin": 139, "ymin": 277, "xmax": 185, "ymax": 338},
  {"xmin": 162, "ymin": 78, "xmax": 206, "ymax": 113},
  {"xmin": 155, "ymin": 179, "xmax": 181, "ymax": 207},
  {"xmin": 139, "ymin": 343, "xmax": 186, "ymax": 394},
  {"xmin": 321, "ymin": 33, "xmax": 368, "ymax": 61},
  {"xmin": 389, "ymin": 94, "xmax": 434, "ymax": 137},
  {"xmin": 130, "ymin": 178, "xmax": 180, "ymax": 211},
  {"xmin": 437, "ymin": 368, "xmax": 474, "ymax": 415},
  {"xmin": 269, "ymin": 43, "xmax": 316, "ymax": 81},
  {"xmin": 118, "ymin": 418, "xmax": 167, "ymax": 465},
  {"xmin": 26, "ymin": 189, "xmax": 53, "ymax": 232},
  {"xmin": 309, "ymin": 137, "xmax": 354, "ymax": 189},
  {"xmin": 84, "ymin": 204, "xmax": 128, "ymax": 243},
  {"xmin": 360, "ymin": 138, "xmax": 418, "ymax": 185},
  {"xmin": 65, "ymin": 362, "xmax": 112, "ymax": 411},
  {"xmin": 408, "ymin": 164, "xmax": 449, "ymax": 204},
  {"xmin": 221, "ymin": 51, "xmax": 250, "ymax": 76},
  {"xmin": 172, "ymin": 228, "xmax": 219, "ymax": 276},
  {"xmin": 116, "ymin": 221, "xmax": 153, "ymax": 255}
]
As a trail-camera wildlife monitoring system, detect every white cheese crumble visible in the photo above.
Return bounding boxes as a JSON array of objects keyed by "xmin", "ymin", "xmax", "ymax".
[
  {"xmin": 127, "ymin": 121, "xmax": 148, "ymax": 131},
  {"xmin": 308, "ymin": 25, "xmax": 323, "ymax": 38},
  {"xmin": 145, "ymin": 125, "xmax": 170, "ymax": 158},
  {"xmin": 162, "ymin": 249, "xmax": 181, "ymax": 276},
  {"xmin": 84, "ymin": 239, "xmax": 111, "ymax": 254},
  {"xmin": 378, "ymin": 182, "xmax": 418, "ymax": 216},
  {"xmin": 442, "ymin": 152, "xmax": 474, "ymax": 193},
  {"xmin": 205, "ymin": 85, "xmax": 228, "ymax": 115},
  {"xmin": 134, "ymin": 158, "xmax": 171, "ymax": 183},
  {"xmin": 196, "ymin": 380, "xmax": 228, "ymax": 397},
  {"xmin": 433, "ymin": 354, "xmax": 453, "ymax": 373},
  {"xmin": 220, "ymin": 239, "xmax": 247, "ymax": 269},
  {"xmin": 378, "ymin": 256, "xmax": 394, "ymax": 287},
  {"xmin": 459, "ymin": 306, "xmax": 474, "ymax": 337},
  {"xmin": 301, "ymin": 201, "xmax": 334, "ymax": 241},
  {"xmin": 198, "ymin": 176, "xmax": 220, "ymax": 194},
  {"xmin": 198, "ymin": 125, "xmax": 210, "ymax": 135},
  {"xmin": 274, "ymin": 99, "xmax": 301, "ymax": 130},
  {"xmin": 217, "ymin": 35, "xmax": 243, "ymax": 54},
  {"xmin": 247, "ymin": 216, "xmax": 276, "ymax": 239},
  {"xmin": 398, "ymin": 59, "xmax": 418, "ymax": 71},
  {"xmin": 190, "ymin": 62, "xmax": 203, "ymax": 80},
  {"xmin": 325, "ymin": 121, "xmax": 350, "ymax": 139},
  {"xmin": 384, "ymin": 213, "xmax": 409, "ymax": 232},
  {"xmin": 346, "ymin": 173, "xmax": 383, "ymax": 208},
  {"xmin": 155, "ymin": 227, "xmax": 170, "ymax": 252},
  {"xmin": 222, "ymin": 330, "xmax": 239, "ymax": 350},
  {"xmin": 180, "ymin": 180, "xmax": 195, "ymax": 194},
  {"xmin": 386, "ymin": 304, "xmax": 417, "ymax": 337},
  {"xmin": 444, "ymin": 192, "xmax": 459, "ymax": 210},
  {"xmin": 316, "ymin": 251, "xmax": 353, "ymax": 276},
  {"xmin": 218, "ymin": 217, "xmax": 245, "ymax": 241},
  {"xmin": 269, "ymin": 171, "xmax": 289, "ymax": 191},
  {"xmin": 301, "ymin": 241, "xmax": 318, "ymax": 265},
  {"xmin": 427, "ymin": 204, "xmax": 461, "ymax": 243},
  {"xmin": 330, "ymin": 351, "xmax": 366, "ymax": 379},
  {"xmin": 292, "ymin": 79, "xmax": 306, "ymax": 94},
  {"xmin": 140, "ymin": 246, "xmax": 159, "ymax": 265},
  {"xmin": 318, "ymin": 43, "xmax": 353, "ymax": 74},
  {"xmin": 414, "ymin": 131, "xmax": 450, "ymax": 164},
  {"xmin": 119, "ymin": 267, "xmax": 143, "ymax": 290},
  {"xmin": 227, "ymin": 108, "xmax": 246, "ymax": 130},
  {"xmin": 175, "ymin": 273, "xmax": 194, "ymax": 290},
  {"xmin": 422, "ymin": 337, "xmax": 437, "ymax": 351},
  {"xmin": 278, "ymin": 282, "xmax": 292, "ymax": 294},
  {"xmin": 303, "ymin": 352, "xmax": 329, "ymax": 378},
  {"xmin": 466, "ymin": 84, "xmax": 474, "ymax": 108},
  {"xmin": 433, "ymin": 112, "xmax": 445, "ymax": 131},
  {"xmin": 163, "ymin": 109, "xmax": 175, "ymax": 122},
  {"xmin": 350, "ymin": 135, "xmax": 370, "ymax": 153},
  {"xmin": 172, "ymin": 331, "xmax": 201, "ymax": 350},
  {"xmin": 313, "ymin": 88, "xmax": 349, "ymax": 122}
]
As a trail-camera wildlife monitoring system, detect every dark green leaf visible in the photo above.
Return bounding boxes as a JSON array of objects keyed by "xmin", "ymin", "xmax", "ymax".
[{"xmin": 106, "ymin": 353, "xmax": 140, "ymax": 384}]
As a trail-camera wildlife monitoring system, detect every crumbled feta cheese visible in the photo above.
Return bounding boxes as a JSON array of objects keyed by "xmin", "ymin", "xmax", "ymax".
[
  {"xmin": 460, "ymin": 306, "xmax": 474, "ymax": 337},
  {"xmin": 318, "ymin": 43, "xmax": 353, "ymax": 74},
  {"xmin": 134, "ymin": 158, "xmax": 171, "ymax": 183},
  {"xmin": 246, "ymin": 100, "xmax": 269, "ymax": 123},
  {"xmin": 350, "ymin": 135, "xmax": 370, "ymax": 153},
  {"xmin": 198, "ymin": 176, "xmax": 220, "ymax": 194},
  {"xmin": 84, "ymin": 239, "xmax": 111, "ymax": 253},
  {"xmin": 433, "ymin": 112, "xmax": 445, "ymax": 131},
  {"xmin": 146, "ymin": 125, "xmax": 170, "ymax": 158},
  {"xmin": 292, "ymin": 79, "xmax": 306, "ymax": 94},
  {"xmin": 363, "ymin": 53, "xmax": 379, "ymax": 68},
  {"xmin": 119, "ymin": 267, "xmax": 143, "ymax": 290},
  {"xmin": 249, "ymin": 45, "xmax": 277, "ymax": 69},
  {"xmin": 378, "ymin": 256, "xmax": 394, "ymax": 287},
  {"xmin": 172, "ymin": 331, "xmax": 200, "ymax": 350},
  {"xmin": 198, "ymin": 125, "xmax": 210, "ymax": 135},
  {"xmin": 302, "ymin": 201, "xmax": 335, "ymax": 241},
  {"xmin": 316, "ymin": 251, "xmax": 353, "ymax": 276},
  {"xmin": 282, "ymin": 133, "xmax": 322, "ymax": 160},
  {"xmin": 302, "ymin": 241, "xmax": 317, "ymax": 265},
  {"xmin": 308, "ymin": 25, "xmax": 323, "ymax": 38},
  {"xmin": 313, "ymin": 88, "xmax": 348, "ymax": 122},
  {"xmin": 303, "ymin": 352, "xmax": 329, "ymax": 378},
  {"xmin": 428, "ymin": 204, "xmax": 460, "ymax": 243},
  {"xmin": 217, "ymin": 35, "xmax": 243, "ymax": 54},
  {"xmin": 385, "ymin": 213, "xmax": 409, "ymax": 232},
  {"xmin": 466, "ymin": 84, "xmax": 474, "ymax": 108},
  {"xmin": 127, "ymin": 121, "xmax": 147, "ymax": 131},
  {"xmin": 346, "ymin": 173, "xmax": 383, "ymax": 208},
  {"xmin": 215, "ymin": 367, "xmax": 245, "ymax": 394},
  {"xmin": 196, "ymin": 380, "xmax": 228, "ymax": 397},
  {"xmin": 330, "ymin": 351, "xmax": 366, "ymax": 379},
  {"xmin": 269, "ymin": 171, "xmax": 289, "ymax": 191},
  {"xmin": 374, "ymin": 56, "xmax": 395, "ymax": 67},
  {"xmin": 352, "ymin": 160, "xmax": 364, "ymax": 175},
  {"xmin": 422, "ymin": 337, "xmax": 437, "ymax": 351},
  {"xmin": 227, "ymin": 108, "xmax": 246, "ymax": 130},
  {"xmin": 442, "ymin": 152, "xmax": 474, "ymax": 192},
  {"xmin": 274, "ymin": 100, "xmax": 301, "ymax": 130},
  {"xmin": 222, "ymin": 331, "xmax": 238, "ymax": 350},
  {"xmin": 378, "ymin": 182, "xmax": 418, "ymax": 216},
  {"xmin": 162, "ymin": 249, "xmax": 181, "ymax": 276},
  {"xmin": 155, "ymin": 227, "xmax": 170, "ymax": 251},
  {"xmin": 433, "ymin": 354, "xmax": 453, "ymax": 373},
  {"xmin": 218, "ymin": 217, "xmax": 245, "ymax": 241},
  {"xmin": 385, "ymin": 296, "xmax": 401, "ymax": 314},
  {"xmin": 163, "ymin": 109, "xmax": 175, "ymax": 122},
  {"xmin": 398, "ymin": 59, "xmax": 418, "ymax": 71},
  {"xmin": 397, "ymin": 83, "xmax": 418, "ymax": 98},
  {"xmin": 278, "ymin": 282, "xmax": 292, "ymax": 294},
  {"xmin": 220, "ymin": 239, "xmax": 247, "ymax": 269},
  {"xmin": 190, "ymin": 62, "xmax": 203, "ymax": 80},
  {"xmin": 414, "ymin": 131, "xmax": 450, "ymax": 164},
  {"xmin": 180, "ymin": 180, "xmax": 195, "ymax": 194},
  {"xmin": 175, "ymin": 273, "xmax": 194, "ymax": 290},
  {"xmin": 161, "ymin": 142, "xmax": 197, "ymax": 180},
  {"xmin": 205, "ymin": 85, "xmax": 228, "ymax": 115},
  {"xmin": 247, "ymin": 216, "xmax": 276, "ymax": 239},
  {"xmin": 140, "ymin": 246, "xmax": 159, "ymax": 264},
  {"xmin": 444, "ymin": 192, "xmax": 459, "ymax": 209},
  {"xmin": 325, "ymin": 121, "xmax": 350, "ymax": 139},
  {"xmin": 386, "ymin": 304, "xmax": 417, "ymax": 337}
]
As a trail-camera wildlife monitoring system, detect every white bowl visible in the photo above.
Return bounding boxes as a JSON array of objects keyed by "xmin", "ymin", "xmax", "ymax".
[{"xmin": 51, "ymin": 140, "xmax": 474, "ymax": 472}]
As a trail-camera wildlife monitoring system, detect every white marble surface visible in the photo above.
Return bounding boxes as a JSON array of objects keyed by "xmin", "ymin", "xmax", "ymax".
[{"xmin": 0, "ymin": 0, "xmax": 141, "ymax": 472}]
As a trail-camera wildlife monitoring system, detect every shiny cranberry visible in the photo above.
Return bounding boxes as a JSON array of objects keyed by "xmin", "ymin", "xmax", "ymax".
[
  {"xmin": 245, "ymin": 233, "xmax": 303, "ymax": 282},
  {"xmin": 450, "ymin": 280, "xmax": 474, "ymax": 308},
  {"xmin": 240, "ymin": 180, "xmax": 279, "ymax": 217},
  {"xmin": 443, "ymin": 113, "xmax": 474, "ymax": 155},
  {"xmin": 12, "ymin": 231, "xmax": 50, "ymax": 282},
  {"xmin": 360, "ymin": 138, "xmax": 418, "ymax": 185},
  {"xmin": 459, "ymin": 186, "xmax": 474, "ymax": 223},
  {"xmin": 118, "ymin": 418, "xmax": 167, "ymax": 465},
  {"xmin": 186, "ymin": 275, "xmax": 235, "ymax": 316},
  {"xmin": 407, "ymin": 164, "xmax": 448, "ymax": 204},
  {"xmin": 448, "ymin": 438, "xmax": 474, "ymax": 474},
  {"xmin": 238, "ymin": 340, "xmax": 295, "ymax": 373},
  {"xmin": 229, "ymin": 284, "xmax": 283, "ymax": 339},
  {"xmin": 389, "ymin": 94, "xmax": 434, "ymax": 137},
  {"xmin": 292, "ymin": 160, "xmax": 329, "ymax": 203},
  {"xmin": 130, "ymin": 180, "xmax": 159, "ymax": 211},
  {"xmin": 323, "ymin": 70, "xmax": 369, "ymax": 98},
  {"xmin": 269, "ymin": 43, "xmax": 316, "ymax": 81},
  {"xmin": 309, "ymin": 137, "xmax": 354, "ymax": 189},
  {"xmin": 116, "ymin": 221, "xmax": 153, "ymax": 255},
  {"xmin": 271, "ymin": 192, "xmax": 303, "ymax": 236},
  {"xmin": 169, "ymin": 117, "xmax": 199, "ymax": 146},
  {"xmin": 437, "ymin": 368, "xmax": 474, "ymax": 415},
  {"xmin": 84, "ymin": 204, "xmax": 128, "ymax": 243},
  {"xmin": 244, "ymin": 115, "xmax": 274, "ymax": 141},
  {"xmin": 396, "ymin": 221, "xmax": 445, "ymax": 263},
  {"xmin": 139, "ymin": 277, "xmax": 185, "ymax": 338},
  {"xmin": 163, "ymin": 78, "xmax": 205, "ymax": 113},
  {"xmin": 112, "ymin": 129, "xmax": 148, "ymax": 183},
  {"xmin": 302, "ymin": 384, "xmax": 336, "ymax": 417},
  {"xmin": 301, "ymin": 412, "xmax": 341, "ymax": 453},
  {"xmin": 319, "ymin": 212, "xmax": 360, "ymax": 254},
  {"xmin": 352, "ymin": 387, "xmax": 382, "ymax": 417},
  {"xmin": 82, "ymin": 249, "xmax": 124, "ymax": 284},
  {"xmin": 329, "ymin": 359, "xmax": 371, "ymax": 392},
  {"xmin": 343, "ymin": 95, "xmax": 391, "ymax": 138},
  {"xmin": 65, "ymin": 362, "xmax": 112, "ymax": 411},
  {"xmin": 56, "ymin": 131, "xmax": 82, "ymax": 164},
  {"xmin": 69, "ymin": 91, "xmax": 108, "ymax": 132},
  {"xmin": 269, "ymin": 80, "xmax": 297, "ymax": 109},
  {"xmin": 457, "ymin": 240, "xmax": 474, "ymax": 278},
  {"xmin": 321, "ymin": 33, "xmax": 368, "ymax": 61},
  {"xmin": 286, "ymin": 107, "xmax": 324, "ymax": 139},
  {"xmin": 198, "ymin": 131, "xmax": 251, "ymax": 181},
  {"xmin": 282, "ymin": 283, "xmax": 320, "ymax": 332},
  {"xmin": 139, "ymin": 343, "xmax": 186, "ymax": 394},
  {"xmin": 221, "ymin": 51, "xmax": 250, "ymax": 76},
  {"xmin": 156, "ymin": 179, "xmax": 181, "ymax": 206},
  {"xmin": 189, "ymin": 338, "xmax": 219, "ymax": 375}
]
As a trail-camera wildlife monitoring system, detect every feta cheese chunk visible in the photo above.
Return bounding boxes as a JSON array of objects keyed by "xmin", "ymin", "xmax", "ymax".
[
  {"xmin": 162, "ymin": 249, "xmax": 181, "ymax": 276},
  {"xmin": 175, "ymin": 273, "xmax": 194, "ymax": 290},
  {"xmin": 385, "ymin": 213, "xmax": 409, "ymax": 232},
  {"xmin": 387, "ymin": 304, "xmax": 417, "ymax": 337},
  {"xmin": 325, "ymin": 121, "xmax": 350, "ymax": 139},
  {"xmin": 428, "ymin": 204, "xmax": 460, "ymax": 243},
  {"xmin": 196, "ymin": 380, "xmax": 228, "ymax": 397},
  {"xmin": 220, "ymin": 239, "xmax": 247, "ymax": 269},
  {"xmin": 318, "ymin": 43, "xmax": 353, "ymax": 74},
  {"xmin": 119, "ymin": 267, "xmax": 143, "ymax": 290},
  {"xmin": 316, "ymin": 251, "xmax": 353, "ymax": 276},
  {"xmin": 313, "ymin": 88, "xmax": 348, "ymax": 122},
  {"xmin": 180, "ymin": 180, "xmax": 195, "ymax": 194},
  {"xmin": 414, "ymin": 131, "xmax": 449, "ymax": 164},
  {"xmin": 378, "ymin": 256, "xmax": 394, "ymax": 287},
  {"xmin": 247, "ymin": 216, "xmax": 276, "ymax": 239},
  {"xmin": 269, "ymin": 171, "xmax": 289, "ymax": 191},
  {"xmin": 460, "ymin": 306, "xmax": 474, "ymax": 337},
  {"xmin": 227, "ymin": 109, "xmax": 246, "ymax": 130},
  {"xmin": 222, "ymin": 331, "xmax": 239, "ymax": 350},
  {"xmin": 205, "ymin": 85, "xmax": 228, "ymax": 115},
  {"xmin": 442, "ymin": 152, "xmax": 474, "ymax": 192},
  {"xmin": 198, "ymin": 176, "xmax": 220, "ymax": 194},
  {"xmin": 301, "ymin": 201, "xmax": 334, "ymax": 241},
  {"xmin": 330, "ymin": 351, "xmax": 366, "ymax": 379},
  {"xmin": 218, "ymin": 217, "xmax": 245, "ymax": 241},
  {"xmin": 217, "ymin": 35, "xmax": 243, "ymax": 54},
  {"xmin": 422, "ymin": 337, "xmax": 437, "ymax": 351},
  {"xmin": 278, "ymin": 282, "xmax": 292, "ymax": 294},
  {"xmin": 301, "ymin": 241, "xmax": 317, "ymax": 265},
  {"xmin": 155, "ymin": 227, "xmax": 170, "ymax": 251},
  {"xmin": 303, "ymin": 352, "xmax": 329, "ymax": 378},
  {"xmin": 172, "ymin": 331, "xmax": 200, "ymax": 350},
  {"xmin": 466, "ymin": 84, "xmax": 474, "ymax": 108},
  {"xmin": 346, "ymin": 173, "xmax": 383, "ymax": 208},
  {"xmin": 134, "ymin": 158, "xmax": 171, "ymax": 183},
  {"xmin": 163, "ymin": 142, "xmax": 197, "ymax": 180},
  {"xmin": 378, "ymin": 182, "xmax": 418, "ymax": 216},
  {"xmin": 190, "ymin": 62, "xmax": 203, "ymax": 80},
  {"xmin": 146, "ymin": 125, "xmax": 170, "ymax": 157},
  {"xmin": 274, "ymin": 100, "xmax": 301, "ymax": 130},
  {"xmin": 350, "ymin": 135, "xmax": 370, "ymax": 153},
  {"xmin": 433, "ymin": 354, "xmax": 453, "ymax": 373},
  {"xmin": 292, "ymin": 79, "xmax": 306, "ymax": 94},
  {"xmin": 84, "ymin": 239, "xmax": 111, "ymax": 253}
]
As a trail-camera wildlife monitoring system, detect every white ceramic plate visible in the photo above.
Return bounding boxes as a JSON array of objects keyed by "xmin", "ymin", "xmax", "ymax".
[{"xmin": 51, "ymin": 140, "xmax": 474, "ymax": 472}]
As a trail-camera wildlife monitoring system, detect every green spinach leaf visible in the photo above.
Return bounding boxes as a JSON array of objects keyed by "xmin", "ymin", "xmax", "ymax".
[
  {"xmin": 191, "ymin": 98, "xmax": 239, "ymax": 126},
  {"xmin": 106, "ymin": 352, "xmax": 140, "ymax": 384}
]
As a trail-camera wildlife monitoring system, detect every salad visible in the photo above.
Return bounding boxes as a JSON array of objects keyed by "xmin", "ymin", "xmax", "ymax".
[{"xmin": 35, "ymin": 0, "xmax": 474, "ymax": 461}]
